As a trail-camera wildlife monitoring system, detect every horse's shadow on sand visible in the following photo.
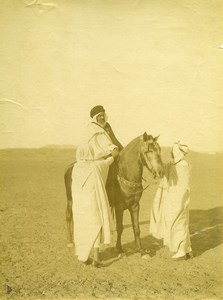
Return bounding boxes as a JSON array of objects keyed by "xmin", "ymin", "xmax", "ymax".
[{"xmin": 101, "ymin": 206, "xmax": 223, "ymax": 262}]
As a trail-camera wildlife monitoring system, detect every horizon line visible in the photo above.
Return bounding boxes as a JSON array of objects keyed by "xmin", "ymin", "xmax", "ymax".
[{"xmin": 0, "ymin": 145, "xmax": 221, "ymax": 155}]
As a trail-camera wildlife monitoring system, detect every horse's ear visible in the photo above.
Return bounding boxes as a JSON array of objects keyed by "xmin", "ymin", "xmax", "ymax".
[
  {"xmin": 154, "ymin": 135, "xmax": 160, "ymax": 142},
  {"xmin": 142, "ymin": 132, "xmax": 148, "ymax": 141}
]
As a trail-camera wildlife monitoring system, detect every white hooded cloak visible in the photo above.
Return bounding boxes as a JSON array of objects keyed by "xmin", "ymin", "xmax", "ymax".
[
  {"xmin": 72, "ymin": 122, "xmax": 117, "ymax": 262},
  {"xmin": 150, "ymin": 143, "xmax": 192, "ymax": 257}
]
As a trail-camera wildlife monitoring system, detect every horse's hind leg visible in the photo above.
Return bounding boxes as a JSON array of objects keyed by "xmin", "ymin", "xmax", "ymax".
[
  {"xmin": 115, "ymin": 206, "xmax": 124, "ymax": 254},
  {"xmin": 66, "ymin": 198, "xmax": 74, "ymax": 247}
]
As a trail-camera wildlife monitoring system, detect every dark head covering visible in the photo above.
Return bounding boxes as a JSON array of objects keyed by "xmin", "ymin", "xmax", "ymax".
[{"xmin": 90, "ymin": 105, "xmax": 105, "ymax": 118}]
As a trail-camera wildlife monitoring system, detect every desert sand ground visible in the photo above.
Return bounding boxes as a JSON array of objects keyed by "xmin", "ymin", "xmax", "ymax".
[{"xmin": 0, "ymin": 147, "xmax": 223, "ymax": 300}]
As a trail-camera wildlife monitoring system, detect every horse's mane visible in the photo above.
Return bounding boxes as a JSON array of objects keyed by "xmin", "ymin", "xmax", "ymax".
[{"xmin": 120, "ymin": 136, "xmax": 141, "ymax": 157}]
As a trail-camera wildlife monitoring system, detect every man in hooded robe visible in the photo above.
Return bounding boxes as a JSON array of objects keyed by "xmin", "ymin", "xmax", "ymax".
[
  {"xmin": 89, "ymin": 105, "xmax": 123, "ymax": 152},
  {"xmin": 150, "ymin": 142, "xmax": 193, "ymax": 261},
  {"xmin": 89, "ymin": 105, "xmax": 123, "ymax": 207},
  {"xmin": 71, "ymin": 105, "xmax": 121, "ymax": 266}
]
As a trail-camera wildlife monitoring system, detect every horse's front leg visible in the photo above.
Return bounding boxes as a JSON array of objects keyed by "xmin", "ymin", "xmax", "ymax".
[
  {"xmin": 129, "ymin": 202, "xmax": 142, "ymax": 252},
  {"xmin": 129, "ymin": 202, "xmax": 151, "ymax": 259},
  {"xmin": 115, "ymin": 206, "xmax": 124, "ymax": 255}
]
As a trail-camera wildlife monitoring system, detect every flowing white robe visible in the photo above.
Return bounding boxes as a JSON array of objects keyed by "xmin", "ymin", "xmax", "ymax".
[
  {"xmin": 150, "ymin": 160, "xmax": 192, "ymax": 257},
  {"xmin": 72, "ymin": 122, "xmax": 116, "ymax": 262}
]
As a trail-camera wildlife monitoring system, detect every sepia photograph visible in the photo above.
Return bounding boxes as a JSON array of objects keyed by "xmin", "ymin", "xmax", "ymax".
[{"xmin": 0, "ymin": 0, "xmax": 223, "ymax": 299}]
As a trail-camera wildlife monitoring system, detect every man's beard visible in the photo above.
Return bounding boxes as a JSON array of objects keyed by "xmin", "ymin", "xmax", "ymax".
[{"xmin": 98, "ymin": 120, "xmax": 106, "ymax": 127}]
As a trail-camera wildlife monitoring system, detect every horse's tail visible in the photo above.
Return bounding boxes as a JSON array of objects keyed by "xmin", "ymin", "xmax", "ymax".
[{"xmin": 64, "ymin": 162, "xmax": 76, "ymax": 246}]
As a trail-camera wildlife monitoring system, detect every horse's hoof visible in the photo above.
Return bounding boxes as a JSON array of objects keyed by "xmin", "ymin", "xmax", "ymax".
[
  {"xmin": 67, "ymin": 243, "xmax": 74, "ymax": 248},
  {"xmin": 141, "ymin": 253, "xmax": 151, "ymax": 260}
]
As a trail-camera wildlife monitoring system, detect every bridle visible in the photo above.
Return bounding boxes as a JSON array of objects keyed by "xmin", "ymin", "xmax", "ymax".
[
  {"xmin": 139, "ymin": 145, "xmax": 157, "ymax": 177},
  {"xmin": 117, "ymin": 141, "xmax": 158, "ymax": 196}
]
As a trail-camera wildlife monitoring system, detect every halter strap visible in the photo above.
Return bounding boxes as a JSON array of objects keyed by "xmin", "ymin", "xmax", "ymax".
[
  {"xmin": 139, "ymin": 144, "xmax": 157, "ymax": 176},
  {"xmin": 139, "ymin": 151, "xmax": 154, "ymax": 173}
]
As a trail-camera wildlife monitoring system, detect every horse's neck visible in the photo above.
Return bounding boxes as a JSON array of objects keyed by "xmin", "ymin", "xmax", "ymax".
[{"xmin": 119, "ymin": 138, "xmax": 143, "ymax": 183}]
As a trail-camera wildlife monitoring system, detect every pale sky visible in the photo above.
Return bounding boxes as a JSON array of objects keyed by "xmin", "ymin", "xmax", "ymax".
[{"xmin": 0, "ymin": 0, "xmax": 222, "ymax": 153}]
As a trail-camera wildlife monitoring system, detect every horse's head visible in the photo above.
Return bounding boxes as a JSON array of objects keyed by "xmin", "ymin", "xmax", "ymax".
[{"xmin": 139, "ymin": 132, "xmax": 164, "ymax": 178}]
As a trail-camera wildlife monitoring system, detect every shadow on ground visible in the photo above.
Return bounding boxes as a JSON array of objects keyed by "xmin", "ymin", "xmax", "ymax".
[
  {"xmin": 102, "ymin": 206, "xmax": 223, "ymax": 260},
  {"xmin": 189, "ymin": 206, "xmax": 223, "ymax": 256}
]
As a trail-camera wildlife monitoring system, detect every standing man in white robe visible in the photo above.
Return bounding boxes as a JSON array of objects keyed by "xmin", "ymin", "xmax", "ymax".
[
  {"xmin": 150, "ymin": 142, "xmax": 193, "ymax": 261},
  {"xmin": 72, "ymin": 105, "xmax": 120, "ymax": 267}
]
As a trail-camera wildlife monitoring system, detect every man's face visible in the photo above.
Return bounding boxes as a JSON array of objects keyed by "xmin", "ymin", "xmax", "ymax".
[{"xmin": 96, "ymin": 112, "xmax": 106, "ymax": 127}]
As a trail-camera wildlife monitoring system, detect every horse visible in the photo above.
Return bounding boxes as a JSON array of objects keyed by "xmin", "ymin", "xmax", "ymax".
[{"xmin": 64, "ymin": 132, "xmax": 164, "ymax": 258}]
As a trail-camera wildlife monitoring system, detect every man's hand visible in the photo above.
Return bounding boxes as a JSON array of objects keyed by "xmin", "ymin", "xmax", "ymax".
[{"xmin": 111, "ymin": 147, "xmax": 119, "ymax": 158}]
